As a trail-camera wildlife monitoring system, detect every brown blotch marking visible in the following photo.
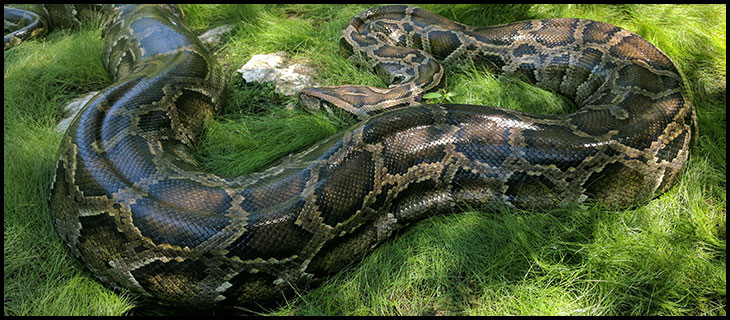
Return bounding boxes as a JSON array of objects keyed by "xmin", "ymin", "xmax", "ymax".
[
  {"xmin": 248, "ymin": 173, "xmax": 309, "ymax": 214},
  {"xmin": 656, "ymin": 130, "xmax": 687, "ymax": 163},
  {"xmin": 584, "ymin": 162, "xmax": 648, "ymax": 207},
  {"xmin": 314, "ymin": 149, "xmax": 376, "ymax": 227},
  {"xmin": 381, "ymin": 124, "xmax": 450, "ymax": 176},
  {"xmin": 473, "ymin": 21, "xmax": 532, "ymax": 45},
  {"xmin": 223, "ymin": 270, "xmax": 282, "ymax": 307},
  {"xmin": 503, "ymin": 170, "xmax": 562, "ymax": 208},
  {"xmin": 583, "ymin": 21, "xmax": 618, "ymax": 44},
  {"xmin": 304, "ymin": 224, "xmax": 378, "ymax": 275},
  {"xmin": 77, "ymin": 212, "xmax": 138, "ymax": 272},
  {"xmin": 615, "ymin": 63, "xmax": 675, "ymax": 94},
  {"xmin": 132, "ymin": 259, "xmax": 211, "ymax": 305},
  {"xmin": 532, "ymin": 19, "xmax": 575, "ymax": 47},
  {"xmin": 427, "ymin": 30, "xmax": 463, "ymax": 60},
  {"xmin": 610, "ymin": 35, "xmax": 673, "ymax": 69},
  {"xmin": 224, "ymin": 200, "xmax": 313, "ymax": 260}
]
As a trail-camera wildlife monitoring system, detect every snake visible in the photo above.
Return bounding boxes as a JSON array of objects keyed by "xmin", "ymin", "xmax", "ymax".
[
  {"xmin": 4, "ymin": 6, "xmax": 47, "ymax": 48},
  {"xmin": 10, "ymin": 4, "xmax": 696, "ymax": 308}
]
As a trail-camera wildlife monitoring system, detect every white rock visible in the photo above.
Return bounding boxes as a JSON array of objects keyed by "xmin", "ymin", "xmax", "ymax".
[
  {"xmin": 275, "ymin": 63, "xmax": 316, "ymax": 95},
  {"xmin": 237, "ymin": 52, "xmax": 318, "ymax": 96}
]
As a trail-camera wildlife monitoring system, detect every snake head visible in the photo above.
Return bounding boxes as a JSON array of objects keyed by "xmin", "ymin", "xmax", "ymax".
[
  {"xmin": 299, "ymin": 86, "xmax": 374, "ymax": 120},
  {"xmin": 300, "ymin": 84, "xmax": 424, "ymax": 121},
  {"xmin": 299, "ymin": 87, "xmax": 342, "ymax": 118}
]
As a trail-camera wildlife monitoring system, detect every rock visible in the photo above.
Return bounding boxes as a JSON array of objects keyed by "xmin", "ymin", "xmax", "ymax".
[
  {"xmin": 55, "ymin": 91, "xmax": 98, "ymax": 134},
  {"xmin": 237, "ymin": 52, "xmax": 318, "ymax": 96},
  {"xmin": 238, "ymin": 52, "xmax": 286, "ymax": 83},
  {"xmin": 197, "ymin": 24, "xmax": 233, "ymax": 47},
  {"xmin": 276, "ymin": 63, "xmax": 318, "ymax": 96}
]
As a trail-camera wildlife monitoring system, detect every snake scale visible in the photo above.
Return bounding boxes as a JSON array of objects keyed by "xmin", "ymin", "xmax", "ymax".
[{"xmin": 15, "ymin": 4, "xmax": 695, "ymax": 308}]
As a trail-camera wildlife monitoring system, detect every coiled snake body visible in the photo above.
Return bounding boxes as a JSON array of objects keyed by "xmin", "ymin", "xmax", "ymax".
[{"xmin": 38, "ymin": 5, "xmax": 697, "ymax": 307}]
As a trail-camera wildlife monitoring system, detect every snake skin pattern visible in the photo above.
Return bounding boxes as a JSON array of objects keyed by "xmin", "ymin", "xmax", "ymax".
[
  {"xmin": 44, "ymin": 5, "xmax": 696, "ymax": 308},
  {"xmin": 4, "ymin": 6, "xmax": 47, "ymax": 49}
]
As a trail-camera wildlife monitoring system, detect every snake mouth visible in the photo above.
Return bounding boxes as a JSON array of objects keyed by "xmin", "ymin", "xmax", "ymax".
[{"xmin": 299, "ymin": 87, "xmax": 339, "ymax": 116}]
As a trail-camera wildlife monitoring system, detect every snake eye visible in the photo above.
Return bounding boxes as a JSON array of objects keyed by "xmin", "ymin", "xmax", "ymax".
[
  {"xmin": 299, "ymin": 90, "xmax": 335, "ymax": 116},
  {"xmin": 298, "ymin": 91, "xmax": 319, "ymax": 111}
]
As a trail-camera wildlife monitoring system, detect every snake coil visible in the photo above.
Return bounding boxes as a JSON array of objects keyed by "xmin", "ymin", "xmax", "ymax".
[{"xmin": 36, "ymin": 5, "xmax": 698, "ymax": 307}]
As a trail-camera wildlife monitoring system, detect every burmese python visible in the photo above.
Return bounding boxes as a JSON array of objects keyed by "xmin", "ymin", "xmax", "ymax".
[
  {"xmin": 4, "ymin": 6, "xmax": 47, "ymax": 48},
  {"xmin": 29, "ymin": 4, "xmax": 696, "ymax": 308}
]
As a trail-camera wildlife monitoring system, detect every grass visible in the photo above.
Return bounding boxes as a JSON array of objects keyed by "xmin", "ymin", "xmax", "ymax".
[{"xmin": 4, "ymin": 4, "xmax": 725, "ymax": 316}]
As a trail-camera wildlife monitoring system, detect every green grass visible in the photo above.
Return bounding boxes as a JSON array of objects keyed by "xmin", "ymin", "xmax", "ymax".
[{"xmin": 4, "ymin": 4, "xmax": 725, "ymax": 316}]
